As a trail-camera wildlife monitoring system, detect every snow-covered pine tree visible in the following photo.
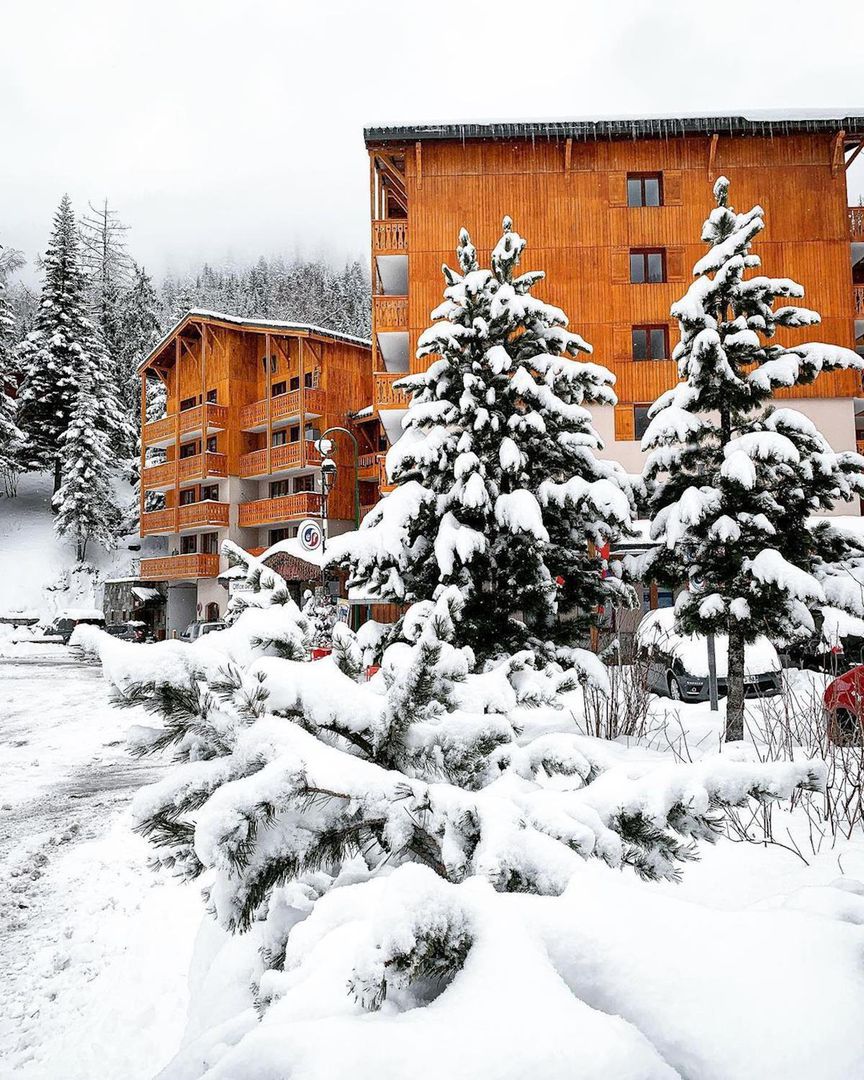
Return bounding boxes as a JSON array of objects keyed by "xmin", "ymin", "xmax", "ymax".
[
  {"xmin": 641, "ymin": 178, "xmax": 864, "ymax": 739},
  {"xmin": 16, "ymin": 195, "xmax": 131, "ymax": 490},
  {"xmin": 53, "ymin": 372, "xmax": 121, "ymax": 561},
  {"xmin": 302, "ymin": 588, "xmax": 338, "ymax": 647},
  {"xmin": 0, "ymin": 252, "xmax": 24, "ymax": 496},
  {"xmin": 335, "ymin": 218, "xmax": 634, "ymax": 659},
  {"xmin": 80, "ymin": 555, "xmax": 825, "ymax": 1079}
]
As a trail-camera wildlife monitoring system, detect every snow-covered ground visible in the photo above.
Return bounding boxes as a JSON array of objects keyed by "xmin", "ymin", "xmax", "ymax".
[
  {"xmin": 3, "ymin": 645, "xmax": 863, "ymax": 1079},
  {"xmin": 0, "ymin": 650, "xmax": 200, "ymax": 1079},
  {"xmin": 0, "ymin": 472, "xmax": 156, "ymax": 619}
]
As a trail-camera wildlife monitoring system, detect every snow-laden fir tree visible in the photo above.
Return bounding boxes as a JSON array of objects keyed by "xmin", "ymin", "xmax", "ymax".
[
  {"xmin": 77, "ymin": 544, "xmax": 825, "ymax": 1077},
  {"xmin": 17, "ymin": 195, "xmax": 130, "ymax": 490},
  {"xmin": 302, "ymin": 587, "xmax": 338, "ymax": 648},
  {"xmin": 336, "ymin": 218, "xmax": 635, "ymax": 659},
  {"xmin": 53, "ymin": 372, "xmax": 121, "ymax": 560},
  {"xmin": 640, "ymin": 178, "xmax": 864, "ymax": 739},
  {"xmin": 0, "ymin": 252, "xmax": 24, "ymax": 496}
]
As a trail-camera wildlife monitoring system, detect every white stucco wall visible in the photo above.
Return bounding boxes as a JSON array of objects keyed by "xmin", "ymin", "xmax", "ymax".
[{"xmin": 593, "ymin": 398, "xmax": 860, "ymax": 516}]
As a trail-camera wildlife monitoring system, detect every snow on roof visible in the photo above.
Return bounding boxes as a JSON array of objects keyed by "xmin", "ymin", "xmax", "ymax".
[
  {"xmin": 139, "ymin": 309, "xmax": 372, "ymax": 372},
  {"xmin": 57, "ymin": 607, "xmax": 104, "ymax": 621},
  {"xmin": 259, "ymin": 537, "xmax": 328, "ymax": 569},
  {"xmin": 365, "ymin": 110, "xmax": 864, "ymax": 144},
  {"xmin": 131, "ymin": 587, "xmax": 162, "ymax": 603}
]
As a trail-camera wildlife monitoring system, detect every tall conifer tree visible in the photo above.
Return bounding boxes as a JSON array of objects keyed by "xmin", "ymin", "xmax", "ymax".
[{"xmin": 641, "ymin": 178, "xmax": 864, "ymax": 738}]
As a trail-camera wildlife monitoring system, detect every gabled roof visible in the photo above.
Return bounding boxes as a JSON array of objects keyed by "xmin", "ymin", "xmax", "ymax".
[
  {"xmin": 139, "ymin": 309, "xmax": 371, "ymax": 373},
  {"xmin": 365, "ymin": 110, "xmax": 864, "ymax": 145}
]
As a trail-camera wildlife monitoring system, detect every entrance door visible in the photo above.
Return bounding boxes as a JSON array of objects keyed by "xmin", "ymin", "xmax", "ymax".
[{"xmin": 205, "ymin": 601, "xmax": 220, "ymax": 622}]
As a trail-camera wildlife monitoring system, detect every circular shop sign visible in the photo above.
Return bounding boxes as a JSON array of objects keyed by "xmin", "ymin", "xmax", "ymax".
[{"xmin": 299, "ymin": 519, "xmax": 323, "ymax": 552}]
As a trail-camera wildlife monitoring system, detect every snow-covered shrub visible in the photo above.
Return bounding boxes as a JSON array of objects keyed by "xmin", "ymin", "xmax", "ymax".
[
  {"xmin": 330, "ymin": 218, "xmax": 636, "ymax": 659},
  {"xmin": 638, "ymin": 178, "xmax": 864, "ymax": 738},
  {"xmin": 94, "ymin": 572, "xmax": 833, "ymax": 1079}
]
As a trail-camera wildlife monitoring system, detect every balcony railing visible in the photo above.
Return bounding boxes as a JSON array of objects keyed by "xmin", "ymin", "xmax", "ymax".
[
  {"xmin": 374, "ymin": 371, "xmax": 410, "ymax": 409},
  {"xmin": 850, "ymin": 206, "xmax": 864, "ymax": 243},
  {"xmin": 139, "ymin": 508, "xmax": 175, "ymax": 535},
  {"xmin": 372, "ymin": 220, "xmax": 408, "ymax": 253},
  {"xmin": 140, "ymin": 501, "xmax": 230, "ymax": 535},
  {"xmin": 142, "ymin": 452, "xmax": 228, "ymax": 490},
  {"xmin": 857, "ymin": 439, "xmax": 864, "ymax": 456},
  {"xmin": 238, "ymin": 492, "xmax": 322, "ymax": 527},
  {"xmin": 855, "ymin": 284, "xmax": 864, "ymax": 317},
  {"xmin": 239, "ymin": 386, "xmax": 326, "ymax": 431},
  {"xmin": 142, "ymin": 403, "xmax": 228, "ymax": 446},
  {"xmin": 239, "ymin": 440, "xmax": 320, "ymax": 478},
  {"xmin": 373, "ymin": 294, "xmax": 408, "ymax": 331},
  {"xmin": 178, "ymin": 501, "xmax": 229, "ymax": 529},
  {"xmin": 139, "ymin": 554, "xmax": 220, "ymax": 581}
]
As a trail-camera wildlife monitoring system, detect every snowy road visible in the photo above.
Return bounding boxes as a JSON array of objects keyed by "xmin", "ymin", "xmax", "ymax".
[{"xmin": 0, "ymin": 652, "xmax": 200, "ymax": 1080}]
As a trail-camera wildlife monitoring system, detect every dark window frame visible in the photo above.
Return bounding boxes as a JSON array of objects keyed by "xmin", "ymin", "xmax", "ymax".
[
  {"xmin": 627, "ymin": 172, "xmax": 663, "ymax": 208},
  {"xmin": 200, "ymin": 484, "xmax": 220, "ymax": 502},
  {"xmin": 180, "ymin": 534, "xmax": 198, "ymax": 555},
  {"xmin": 270, "ymin": 479, "xmax": 291, "ymax": 498},
  {"xmin": 293, "ymin": 473, "xmax": 315, "ymax": 494},
  {"xmin": 634, "ymin": 403, "xmax": 653, "ymax": 440},
  {"xmin": 271, "ymin": 429, "xmax": 288, "ymax": 448},
  {"xmin": 200, "ymin": 531, "xmax": 219, "ymax": 554},
  {"xmin": 179, "ymin": 440, "xmax": 199, "ymax": 459},
  {"xmin": 631, "ymin": 324, "xmax": 670, "ymax": 361},
  {"xmin": 271, "ymin": 380, "xmax": 287, "ymax": 397},
  {"xmin": 629, "ymin": 248, "xmax": 666, "ymax": 284},
  {"xmin": 179, "ymin": 487, "xmax": 197, "ymax": 506}
]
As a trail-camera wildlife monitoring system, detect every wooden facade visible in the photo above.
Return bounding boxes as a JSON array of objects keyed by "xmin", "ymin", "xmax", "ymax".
[
  {"xmin": 366, "ymin": 117, "xmax": 864, "ymax": 466},
  {"xmin": 138, "ymin": 314, "xmax": 372, "ymax": 586}
]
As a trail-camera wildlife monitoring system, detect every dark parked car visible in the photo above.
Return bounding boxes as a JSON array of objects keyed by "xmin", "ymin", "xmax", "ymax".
[
  {"xmin": 636, "ymin": 609, "xmax": 782, "ymax": 702},
  {"xmin": 105, "ymin": 622, "xmax": 147, "ymax": 643},
  {"xmin": 49, "ymin": 609, "xmax": 105, "ymax": 644}
]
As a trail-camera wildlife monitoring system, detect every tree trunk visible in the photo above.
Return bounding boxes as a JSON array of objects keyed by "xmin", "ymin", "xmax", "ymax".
[
  {"xmin": 53, "ymin": 456, "xmax": 62, "ymax": 495},
  {"xmin": 725, "ymin": 626, "xmax": 745, "ymax": 741}
]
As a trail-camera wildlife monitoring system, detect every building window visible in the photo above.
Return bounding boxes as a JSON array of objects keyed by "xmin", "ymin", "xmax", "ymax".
[
  {"xmin": 630, "ymin": 249, "xmax": 666, "ymax": 284},
  {"xmin": 200, "ymin": 484, "xmax": 219, "ymax": 502},
  {"xmin": 634, "ymin": 404, "xmax": 653, "ymax": 440},
  {"xmin": 627, "ymin": 173, "xmax": 663, "ymax": 208},
  {"xmin": 293, "ymin": 474, "xmax": 315, "ymax": 493},
  {"xmin": 289, "ymin": 375, "xmax": 300, "ymax": 391},
  {"xmin": 179, "ymin": 395, "xmax": 198, "ymax": 412},
  {"xmin": 271, "ymin": 430, "xmax": 287, "ymax": 447},
  {"xmin": 206, "ymin": 389, "xmax": 217, "ymax": 403},
  {"xmin": 269, "ymin": 526, "xmax": 297, "ymax": 544},
  {"xmin": 179, "ymin": 488, "xmax": 197, "ymax": 506},
  {"xmin": 289, "ymin": 372, "xmax": 315, "ymax": 392},
  {"xmin": 180, "ymin": 534, "xmax": 197, "ymax": 554},
  {"xmin": 179, "ymin": 441, "xmax": 198, "ymax": 459},
  {"xmin": 305, "ymin": 426, "xmax": 320, "ymax": 443},
  {"xmin": 272, "ymin": 380, "xmax": 287, "ymax": 397},
  {"xmin": 270, "ymin": 479, "xmax": 291, "ymax": 498},
  {"xmin": 289, "ymin": 424, "xmax": 301, "ymax": 443},
  {"xmin": 200, "ymin": 532, "xmax": 219, "ymax": 554},
  {"xmin": 632, "ymin": 325, "xmax": 669, "ymax": 361},
  {"xmin": 262, "ymin": 355, "xmax": 277, "ymax": 373},
  {"xmin": 206, "ymin": 435, "xmax": 218, "ymax": 453}
]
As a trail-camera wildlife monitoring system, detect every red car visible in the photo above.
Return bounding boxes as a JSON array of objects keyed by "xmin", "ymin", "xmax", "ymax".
[{"xmin": 823, "ymin": 665, "xmax": 864, "ymax": 742}]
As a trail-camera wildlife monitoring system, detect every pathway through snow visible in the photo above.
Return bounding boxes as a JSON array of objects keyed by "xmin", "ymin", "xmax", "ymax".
[{"xmin": 0, "ymin": 652, "xmax": 200, "ymax": 1079}]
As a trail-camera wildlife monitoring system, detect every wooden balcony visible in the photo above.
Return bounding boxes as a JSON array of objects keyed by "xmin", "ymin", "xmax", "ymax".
[
  {"xmin": 372, "ymin": 220, "xmax": 408, "ymax": 253},
  {"xmin": 141, "ymin": 452, "xmax": 228, "ymax": 491},
  {"xmin": 140, "ymin": 501, "xmax": 230, "ymax": 535},
  {"xmin": 239, "ymin": 386, "xmax": 326, "ymax": 431},
  {"xmin": 855, "ymin": 284, "xmax": 864, "ymax": 317},
  {"xmin": 358, "ymin": 451, "xmax": 385, "ymax": 481},
  {"xmin": 238, "ymin": 492, "xmax": 322, "ymax": 527},
  {"xmin": 178, "ymin": 501, "xmax": 229, "ymax": 529},
  {"xmin": 857, "ymin": 439, "xmax": 864, "ymax": 456},
  {"xmin": 374, "ymin": 371, "xmax": 410, "ymax": 409},
  {"xmin": 142, "ymin": 403, "xmax": 228, "ymax": 447},
  {"xmin": 239, "ymin": 441, "xmax": 320, "ymax": 478},
  {"xmin": 373, "ymin": 294, "xmax": 408, "ymax": 332},
  {"xmin": 139, "ymin": 554, "xmax": 220, "ymax": 581},
  {"xmin": 850, "ymin": 207, "xmax": 864, "ymax": 243}
]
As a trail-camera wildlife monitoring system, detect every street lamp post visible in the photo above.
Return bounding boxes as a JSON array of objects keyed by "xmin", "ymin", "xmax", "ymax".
[
  {"xmin": 315, "ymin": 427, "xmax": 361, "ymax": 624},
  {"xmin": 317, "ymin": 425, "xmax": 360, "ymax": 529}
]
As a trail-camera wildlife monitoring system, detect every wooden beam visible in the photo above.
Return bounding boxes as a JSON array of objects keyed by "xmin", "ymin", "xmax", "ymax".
[
  {"xmin": 415, "ymin": 141, "xmax": 422, "ymax": 190},
  {"xmin": 376, "ymin": 153, "xmax": 407, "ymax": 194},
  {"xmin": 369, "ymin": 152, "xmax": 377, "ymax": 219},
  {"xmin": 564, "ymin": 137, "xmax": 572, "ymax": 177},
  {"xmin": 845, "ymin": 139, "xmax": 864, "ymax": 171},
  {"xmin": 832, "ymin": 129, "xmax": 846, "ymax": 176},
  {"xmin": 707, "ymin": 133, "xmax": 719, "ymax": 180}
]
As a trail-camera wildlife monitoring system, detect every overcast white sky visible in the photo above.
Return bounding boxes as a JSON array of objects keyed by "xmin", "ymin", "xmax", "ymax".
[{"xmin": 1, "ymin": 0, "xmax": 862, "ymax": 283}]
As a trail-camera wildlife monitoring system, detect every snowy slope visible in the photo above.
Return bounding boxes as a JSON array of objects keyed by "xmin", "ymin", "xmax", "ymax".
[{"xmin": 0, "ymin": 472, "xmax": 156, "ymax": 618}]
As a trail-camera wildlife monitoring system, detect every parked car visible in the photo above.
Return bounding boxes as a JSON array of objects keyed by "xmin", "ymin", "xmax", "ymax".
[
  {"xmin": 180, "ymin": 621, "xmax": 226, "ymax": 642},
  {"xmin": 636, "ymin": 609, "xmax": 782, "ymax": 702},
  {"xmin": 823, "ymin": 666, "xmax": 864, "ymax": 742},
  {"xmin": 48, "ymin": 609, "xmax": 105, "ymax": 644},
  {"xmin": 105, "ymin": 622, "xmax": 147, "ymax": 643}
]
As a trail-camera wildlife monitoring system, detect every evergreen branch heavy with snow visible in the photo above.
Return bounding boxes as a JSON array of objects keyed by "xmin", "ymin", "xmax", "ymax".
[
  {"xmin": 639, "ymin": 178, "xmax": 864, "ymax": 738},
  {"xmin": 332, "ymin": 218, "xmax": 636, "ymax": 658}
]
